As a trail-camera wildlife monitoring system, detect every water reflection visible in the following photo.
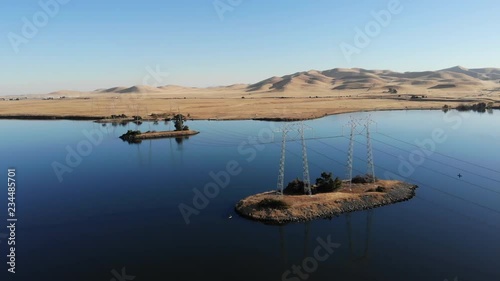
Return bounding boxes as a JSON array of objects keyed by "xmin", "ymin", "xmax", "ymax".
[
  {"xmin": 276, "ymin": 212, "xmax": 375, "ymax": 280},
  {"xmin": 346, "ymin": 211, "xmax": 373, "ymax": 262},
  {"xmin": 2, "ymin": 111, "xmax": 499, "ymax": 281},
  {"xmin": 279, "ymin": 225, "xmax": 288, "ymax": 270}
]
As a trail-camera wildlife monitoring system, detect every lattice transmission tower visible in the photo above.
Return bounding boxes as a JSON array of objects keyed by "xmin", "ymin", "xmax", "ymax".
[
  {"xmin": 344, "ymin": 115, "xmax": 377, "ymax": 188},
  {"xmin": 275, "ymin": 122, "xmax": 312, "ymax": 195}
]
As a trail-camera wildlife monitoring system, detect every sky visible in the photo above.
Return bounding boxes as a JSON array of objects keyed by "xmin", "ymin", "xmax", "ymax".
[{"xmin": 0, "ymin": 0, "xmax": 499, "ymax": 95}]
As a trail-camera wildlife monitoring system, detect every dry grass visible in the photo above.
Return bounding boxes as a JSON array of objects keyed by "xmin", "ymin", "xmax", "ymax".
[
  {"xmin": 1, "ymin": 94, "xmax": 498, "ymax": 120},
  {"xmin": 235, "ymin": 180, "xmax": 417, "ymax": 223},
  {"xmin": 1, "ymin": 67, "xmax": 499, "ymax": 120}
]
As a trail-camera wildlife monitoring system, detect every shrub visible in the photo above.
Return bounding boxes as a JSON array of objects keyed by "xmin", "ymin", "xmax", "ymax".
[
  {"xmin": 351, "ymin": 174, "xmax": 376, "ymax": 184},
  {"xmin": 366, "ymin": 186, "xmax": 387, "ymax": 193},
  {"xmin": 456, "ymin": 103, "xmax": 487, "ymax": 113},
  {"xmin": 283, "ymin": 178, "xmax": 306, "ymax": 195},
  {"xmin": 125, "ymin": 130, "xmax": 141, "ymax": 136},
  {"xmin": 119, "ymin": 130, "xmax": 142, "ymax": 142},
  {"xmin": 256, "ymin": 198, "xmax": 289, "ymax": 210},
  {"xmin": 314, "ymin": 172, "xmax": 342, "ymax": 193}
]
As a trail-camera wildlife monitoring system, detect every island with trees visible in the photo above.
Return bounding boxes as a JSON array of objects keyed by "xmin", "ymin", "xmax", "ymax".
[
  {"xmin": 119, "ymin": 114, "xmax": 199, "ymax": 143},
  {"xmin": 235, "ymin": 172, "xmax": 417, "ymax": 224}
]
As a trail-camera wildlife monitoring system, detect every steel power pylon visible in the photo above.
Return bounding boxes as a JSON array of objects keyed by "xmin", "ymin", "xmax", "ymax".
[
  {"xmin": 344, "ymin": 115, "xmax": 377, "ymax": 187},
  {"xmin": 275, "ymin": 122, "xmax": 312, "ymax": 195},
  {"xmin": 364, "ymin": 116, "xmax": 376, "ymax": 182},
  {"xmin": 299, "ymin": 122, "xmax": 312, "ymax": 195},
  {"xmin": 276, "ymin": 124, "xmax": 291, "ymax": 195},
  {"xmin": 345, "ymin": 117, "xmax": 357, "ymax": 189}
]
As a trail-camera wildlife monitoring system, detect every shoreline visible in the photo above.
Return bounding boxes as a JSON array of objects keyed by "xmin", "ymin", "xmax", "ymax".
[
  {"xmin": 0, "ymin": 115, "xmax": 106, "ymax": 121},
  {"xmin": 0, "ymin": 105, "xmax": 497, "ymax": 122},
  {"xmin": 235, "ymin": 180, "xmax": 418, "ymax": 224}
]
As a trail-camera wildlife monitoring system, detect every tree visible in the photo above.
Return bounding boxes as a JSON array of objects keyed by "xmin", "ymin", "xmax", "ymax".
[
  {"xmin": 315, "ymin": 172, "xmax": 341, "ymax": 193},
  {"xmin": 283, "ymin": 178, "xmax": 305, "ymax": 195},
  {"xmin": 174, "ymin": 114, "xmax": 186, "ymax": 131}
]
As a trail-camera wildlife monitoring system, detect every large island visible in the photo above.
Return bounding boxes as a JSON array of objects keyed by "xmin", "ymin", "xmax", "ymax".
[{"xmin": 235, "ymin": 176, "xmax": 417, "ymax": 224}]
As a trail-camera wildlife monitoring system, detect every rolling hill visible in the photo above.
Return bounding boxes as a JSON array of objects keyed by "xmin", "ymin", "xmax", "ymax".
[{"xmin": 42, "ymin": 66, "xmax": 500, "ymax": 97}]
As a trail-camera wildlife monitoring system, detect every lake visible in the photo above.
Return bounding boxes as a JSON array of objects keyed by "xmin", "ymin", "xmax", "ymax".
[{"xmin": 0, "ymin": 110, "xmax": 499, "ymax": 281}]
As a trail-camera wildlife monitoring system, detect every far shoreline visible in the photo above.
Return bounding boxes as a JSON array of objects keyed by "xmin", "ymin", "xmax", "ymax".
[{"xmin": 0, "ymin": 106, "xmax": 497, "ymax": 122}]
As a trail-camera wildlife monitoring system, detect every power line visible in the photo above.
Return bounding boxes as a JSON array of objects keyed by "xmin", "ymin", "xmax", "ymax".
[
  {"xmin": 350, "ymin": 137, "xmax": 500, "ymax": 196},
  {"xmin": 305, "ymin": 140, "xmax": 500, "ymax": 248},
  {"xmin": 313, "ymin": 135, "xmax": 500, "ymax": 197},
  {"xmin": 370, "ymin": 135, "xmax": 500, "ymax": 184},
  {"xmin": 274, "ymin": 135, "xmax": 500, "ymax": 235},
  {"xmin": 314, "ymin": 138, "xmax": 500, "ymax": 216},
  {"xmin": 377, "ymin": 132, "xmax": 500, "ymax": 175}
]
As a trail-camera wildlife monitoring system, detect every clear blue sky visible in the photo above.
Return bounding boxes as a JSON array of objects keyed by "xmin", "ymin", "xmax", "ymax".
[{"xmin": 1, "ymin": 0, "xmax": 499, "ymax": 95}]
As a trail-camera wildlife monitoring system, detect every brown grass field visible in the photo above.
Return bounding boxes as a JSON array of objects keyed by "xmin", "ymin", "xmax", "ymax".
[{"xmin": 1, "ymin": 67, "xmax": 499, "ymax": 120}]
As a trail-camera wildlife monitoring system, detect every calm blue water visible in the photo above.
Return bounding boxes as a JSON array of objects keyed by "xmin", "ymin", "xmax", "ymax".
[{"xmin": 1, "ymin": 110, "xmax": 499, "ymax": 281}]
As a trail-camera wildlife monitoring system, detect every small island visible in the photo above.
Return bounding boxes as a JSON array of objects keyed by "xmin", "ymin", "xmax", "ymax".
[
  {"xmin": 119, "ymin": 129, "xmax": 199, "ymax": 143},
  {"xmin": 235, "ymin": 173, "xmax": 417, "ymax": 224},
  {"xmin": 119, "ymin": 113, "xmax": 199, "ymax": 143}
]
